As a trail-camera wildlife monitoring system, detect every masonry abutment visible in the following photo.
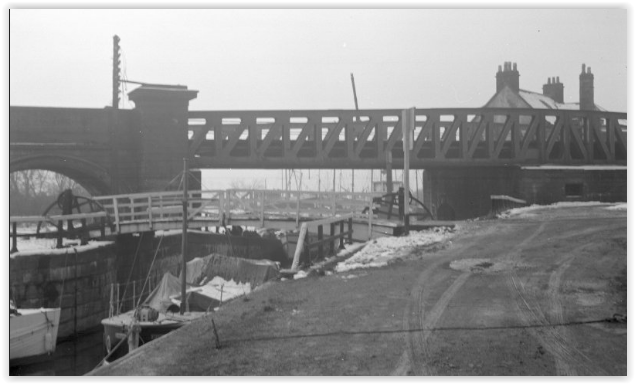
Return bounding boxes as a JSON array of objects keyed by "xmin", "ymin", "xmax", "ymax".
[{"xmin": 128, "ymin": 85, "xmax": 199, "ymax": 192}]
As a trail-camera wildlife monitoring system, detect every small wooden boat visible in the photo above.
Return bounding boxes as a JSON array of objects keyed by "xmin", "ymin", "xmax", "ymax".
[
  {"xmin": 101, "ymin": 307, "xmax": 204, "ymax": 362},
  {"xmin": 10, "ymin": 303, "xmax": 61, "ymax": 365}
]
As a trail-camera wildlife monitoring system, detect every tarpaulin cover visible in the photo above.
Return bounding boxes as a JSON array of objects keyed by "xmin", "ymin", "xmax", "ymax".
[
  {"xmin": 143, "ymin": 272, "xmax": 182, "ymax": 313},
  {"xmin": 180, "ymin": 253, "xmax": 279, "ymax": 288}
]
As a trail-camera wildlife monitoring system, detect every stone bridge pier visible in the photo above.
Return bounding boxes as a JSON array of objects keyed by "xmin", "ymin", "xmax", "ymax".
[{"xmin": 127, "ymin": 85, "xmax": 199, "ymax": 192}]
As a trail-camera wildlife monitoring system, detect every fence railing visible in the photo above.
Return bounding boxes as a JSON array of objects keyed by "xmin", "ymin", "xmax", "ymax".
[
  {"xmin": 93, "ymin": 190, "xmax": 225, "ymax": 232},
  {"xmin": 10, "ymin": 189, "xmax": 384, "ymax": 250},
  {"xmin": 290, "ymin": 213, "xmax": 354, "ymax": 271},
  {"xmin": 9, "ymin": 211, "xmax": 109, "ymax": 253}
]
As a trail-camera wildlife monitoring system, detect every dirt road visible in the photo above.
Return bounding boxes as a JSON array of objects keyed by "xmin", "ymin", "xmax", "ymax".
[{"xmin": 94, "ymin": 204, "xmax": 626, "ymax": 376}]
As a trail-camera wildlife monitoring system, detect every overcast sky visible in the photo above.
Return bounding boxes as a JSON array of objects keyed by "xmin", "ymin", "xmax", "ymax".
[
  {"xmin": 8, "ymin": 7, "xmax": 629, "ymax": 191},
  {"xmin": 10, "ymin": 8, "xmax": 627, "ymax": 112}
]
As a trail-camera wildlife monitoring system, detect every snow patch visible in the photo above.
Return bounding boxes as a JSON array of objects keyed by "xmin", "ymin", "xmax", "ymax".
[
  {"xmin": 293, "ymin": 270, "xmax": 309, "ymax": 280},
  {"xmin": 498, "ymin": 201, "xmax": 617, "ymax": 218},
  {"xmin": 335, "ymin": 227, "xmax": 453, "ymax": 273},
  {"xmin": 521, "ymin": 165, "xmax": 627, "ymax": 170},
  {"xmin": 605, "ymin": 203, "xmax": 627, "ymax": 211},
  {"xmin": 11, "ymin": 237, "xmax": 113, "ymax": 258}
]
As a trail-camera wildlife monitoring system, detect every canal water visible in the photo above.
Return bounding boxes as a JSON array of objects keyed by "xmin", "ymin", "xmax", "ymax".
[{"xmin": 10, "ymin": 328, "xmax": 106, "ymax": 376}]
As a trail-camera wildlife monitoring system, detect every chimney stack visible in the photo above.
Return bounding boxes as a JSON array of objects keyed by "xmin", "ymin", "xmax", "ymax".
[
  {"xmin": 542, "ymin": 76, "xmax": 564, "ymax": 104},
  {"xmin": 496, "ymin": 61, "xmax": 520, "ymax": 93},
  {"xmin": 579, "ymin": 63, "xmax": 595, "ymax": 110}
]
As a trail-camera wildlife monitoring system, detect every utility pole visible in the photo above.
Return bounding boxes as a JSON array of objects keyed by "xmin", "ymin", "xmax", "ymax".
[
  {"xmin": 350, "ymin": 73, "xmax": 360, "ymax": 194},
  {"xmin": 112, "ymin": 35, "xmax": 121, "ymax": 110},
  {"xmin": 180, "ymin": 158, "xmax": 189, "ymax": 315},
  {"xmin": 402, "ymin": 107, "xmax": 415, "ymax": 235}
]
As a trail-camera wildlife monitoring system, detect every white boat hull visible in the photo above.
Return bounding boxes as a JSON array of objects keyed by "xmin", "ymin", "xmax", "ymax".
[{"xmin": 10, "ymin": 308, "xmax": 61, "ymax": 362}]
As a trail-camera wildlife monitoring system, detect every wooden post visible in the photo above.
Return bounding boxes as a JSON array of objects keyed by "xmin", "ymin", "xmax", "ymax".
[
  {"xmin": 339, "ymin": 221, "xmax": 345, "ymax": 249},
  {"xmin": 402, "ymin": 107, "xmax": 415, "ymax": 235},
  {"xmin": 317, "ymin": 224, "xmax": 323, "ymax": 260},
  {"xmin": 80, "ymin": 218, "xmax": 88, "ymax": 245},
  {"xmin": 331, "ymin": 191, "xmax": 337, "ymax": 216},
  {"xmin": 330, "ymin": 222, "xmax": 335, "ymax": 255},
  {"xmin": 332, "ymin": 169, "xmax": 336, "ymax": 193},
  {"xmin": 112, "ymin": 197, "xmax": 120, "ymax": 233},
  {"xmin": 57, "ymin": 220, "xmax": 63, "ymax": 248},
  {"xmin": 210, "ymin": 318, "xmax": 221, "ymax": 349},
  {"xmin": 386, "ymin": 152, "xmax": 393, "ymax": 193},
  {"xmin": 11, "ymin": 222, "xmax": 18, "ymax": 253},
  {"xmin": 304, "ymin": 233, "xmax": 311, "ymax": 266},
  {"xmin": 295, "ymin": 190, "xmax": 301, "ymax": 228},
  {"xmin": 100, "ymin": 217, "xmax": 106, "ymax": 238},
  {"xmin": 219, "ymin": 193, "xmax": 224, "ymax": 227},
  {"xmin": 148, "ymin": 196, "xmax": 153, "ymax": 230},
  {"xmin": 109, "ymin": 283, "xmax": 114, "ymax": 318},
  {"xmin": 291, "ymin": 223, "xmax": 308, "ymax": 271},
  {"xmin": 398, "ymin": 189, "xmax": 404, "ymax": 220},
  {"xmin": 370, "ymin": 169, "xmax": 374, "ymax": 192},
  {"xmin": 259, "ymin": 190, "xmax": 265, "ymax": 227},
  {"xmin": 348, "ymin": 217, "xmax": 353, "ymax": 244},
  {"xmin": 367, "ymin": 198, "xmax": 373, "ymax": 240},
  {"xmin": 128, "ymin": 320, "xmax": 140, "ymax": 352}
]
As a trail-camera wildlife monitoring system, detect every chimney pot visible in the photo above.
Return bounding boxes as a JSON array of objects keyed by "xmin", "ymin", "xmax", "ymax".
[
  {"xmin": 496, "ymin": 61, "xmax": 520, "ymax": 93},
  {"xmin": 580, "ymin": 63, "xmax": 594, "ymax": 110},
  {"xmin": 556, "ymin": 76, "xmax": 560, "ymax": 83}
]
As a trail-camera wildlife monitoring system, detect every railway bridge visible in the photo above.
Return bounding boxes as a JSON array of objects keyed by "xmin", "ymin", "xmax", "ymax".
[{"xmin": 10, "ymin": 84, "xmax": 627, "ymax": 219}]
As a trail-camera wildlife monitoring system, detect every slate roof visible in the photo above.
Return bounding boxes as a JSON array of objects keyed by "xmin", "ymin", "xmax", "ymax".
[{"xmin": 483, "ymin": 85, "xmax": 605, "ymax": 111}]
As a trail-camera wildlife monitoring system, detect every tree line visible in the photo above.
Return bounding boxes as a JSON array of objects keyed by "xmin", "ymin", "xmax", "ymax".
[{"xmin": 9, "ymin": 170, "xmax": 89, "ymax": 216}]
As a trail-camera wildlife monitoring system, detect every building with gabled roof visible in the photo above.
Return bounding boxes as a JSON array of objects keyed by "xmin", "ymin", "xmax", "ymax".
[{"xmin": 484, "ymin": 62, "xmax": 605, "ymax": 111}]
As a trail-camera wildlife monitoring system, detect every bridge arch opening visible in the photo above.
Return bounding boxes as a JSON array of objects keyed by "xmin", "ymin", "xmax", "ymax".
[
  {"xmin": 10, "ymin": 155, "xmax": 112, "ymax": 201},
  {"xmin": 9, "ymin": 169, "xmax": 93, "ymax": 217}
]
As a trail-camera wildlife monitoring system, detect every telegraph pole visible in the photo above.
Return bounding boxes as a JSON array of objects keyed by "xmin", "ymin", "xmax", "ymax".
[
  {"xmin": 112, "ymin": 35, "xmax": 121, "ymax": 110},
  {"xmin": 180, "ymin": 158, "xmax": 189, "ymax": 315},
  {"xmin": 350, "ymin": 74, "xmax": 360, "ymax": 193},
  {"xmin": 402, "ymin": 107, "xmax": 415, "ymax": 235}
]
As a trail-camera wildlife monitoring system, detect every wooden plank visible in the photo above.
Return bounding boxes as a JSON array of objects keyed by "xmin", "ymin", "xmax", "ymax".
[{"xmin": 291, "ymin": 223, "xmax": 308, "ymax": 270}]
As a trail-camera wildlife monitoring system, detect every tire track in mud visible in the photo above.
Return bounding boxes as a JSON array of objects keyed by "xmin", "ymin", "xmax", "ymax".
[
  {"xmin": 394, "ymin": 221, "xmax": 541, "ymax": 376},
  {"xmin": 505, "ymin": 223, "xmax": 610, "ymax": 375}
]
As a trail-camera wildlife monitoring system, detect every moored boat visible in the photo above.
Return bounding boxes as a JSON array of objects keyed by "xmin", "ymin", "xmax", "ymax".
[{"xmin": 10, "ymin": 303, "xmax": 61, "ymax": 365}]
